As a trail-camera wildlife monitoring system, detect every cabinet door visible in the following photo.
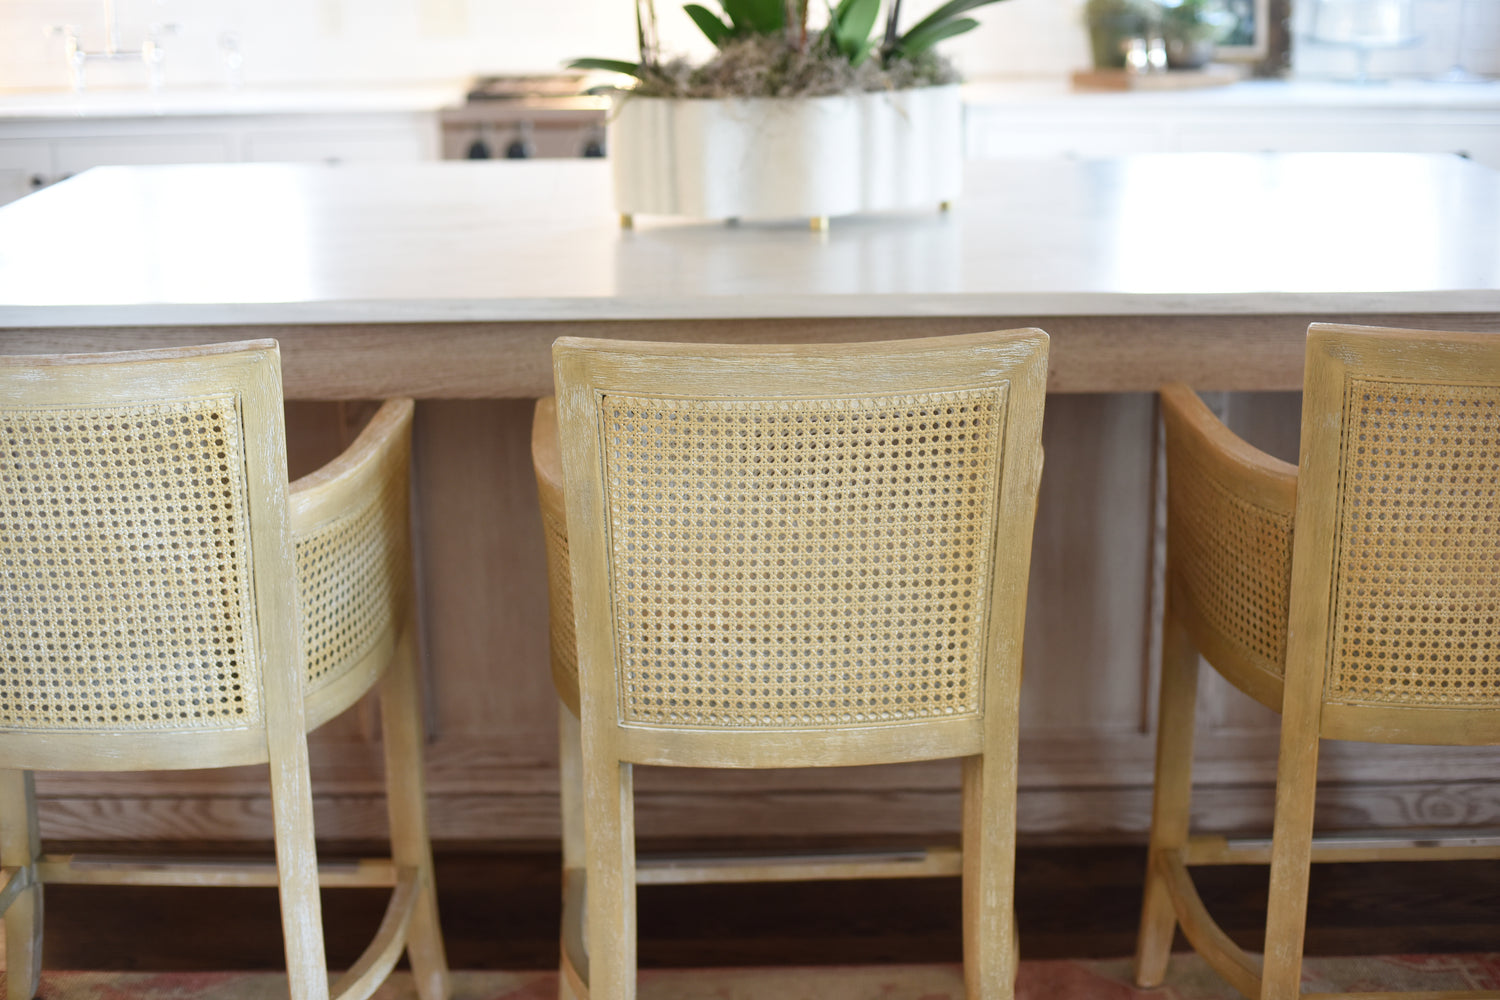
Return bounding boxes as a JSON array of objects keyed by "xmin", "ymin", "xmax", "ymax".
[
  {"xmin": 53, "ymin": 134, "xmax": 234, "ymax": 176},
  {"xmin": 966, "ymin": 108, "xmax": 1171, "ymax": 158},
  {"xmin": 245, "ymin": 128, "xmax": 432, "ymax": 164},
  {"xmin": 0, "ymin": 140, "xmax": 52, "ymax": 207},
  {"xmin": 1175, "ymin": 120, "xmax": 1500, "ymax": 166}
]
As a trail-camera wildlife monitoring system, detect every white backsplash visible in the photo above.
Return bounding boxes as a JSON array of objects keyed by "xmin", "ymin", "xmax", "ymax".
[
  {"xmin": 0, "ymin": 0, "xmax": 1493, "ymax": 92},
  {"xmin": 1294, "ymin": 0, "xmax": 1500, "ymax": 77}
]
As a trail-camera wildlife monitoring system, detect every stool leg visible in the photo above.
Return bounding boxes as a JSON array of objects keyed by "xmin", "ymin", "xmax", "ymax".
[
  {"xmin": 559, "ymin": 706, "xmax": 585, "ymax": 999},
  {"xmin": 267, "ymin": 724, "xmax": 329, "ymax": 1000},
  {"xmin": 585, "ymin": 757, "xmax": 636, "ymax": 1000},
  {"xmin": 1135, "ymin": 609, "xmax": 1200, "ymax": 987},
  {"xmin": 380, "ymin": 625, "xmax": 451, "ymax": 1000},
  {"xmin": 1260, "ymin": 712, "xmax": 1320, "ymax": 1000},
  {"xmin": 962, "ymin": 749, "xmax": 1018, "ymax": 1000},
  {"xmin": 0, "ymin": 771, "xmax": 42, "ymax": 1000}
]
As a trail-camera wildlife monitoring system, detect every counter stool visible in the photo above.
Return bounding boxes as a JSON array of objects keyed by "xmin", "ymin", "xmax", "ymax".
[
  {"xmin": 533, "ymin": 330, "xmax": 1048, "ymax": 1000},
  {"xmin": 0, "ymin": 342, "xmax": 448, "ymax": 1000},
  {"xmin": 1135, "ymin": 323, "xmax": 1500, "ymax": 1000}
]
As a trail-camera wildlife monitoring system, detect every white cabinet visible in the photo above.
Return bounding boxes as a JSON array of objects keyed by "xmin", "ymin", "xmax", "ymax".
[
  {"xmin": 53, "ymin": 135, "xmax": 234, "ymax": 175},
  {"xmin": 0, "ymin": 140, "xmax": 49, "ymax": 206},
  {"xmin": 0, "ymin": 107, "xmax": 440, "ymax": 206},
  {"xmin": 967, "ymin": 110, "xmax": 1172, "ymax": 159},
  {"xmin": 965, "ymin": 81, "xmax": 1500, "ymax": 168},
  {"xmin": 1175, "ymin": 118, "xmax": 1500, "ymax": 164},
  {"xmin": 245, "ymin": 128, "xmax": 431, "ymax": 164}
]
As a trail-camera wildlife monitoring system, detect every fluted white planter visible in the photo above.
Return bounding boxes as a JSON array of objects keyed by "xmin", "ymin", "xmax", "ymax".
[{"xmin": 610, "ymin": 84, "xmax": 962, "ymax": 222}]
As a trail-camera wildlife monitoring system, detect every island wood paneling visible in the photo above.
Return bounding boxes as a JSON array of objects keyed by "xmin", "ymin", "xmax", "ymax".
[
  {"xmin": 23, "ymin": 389, "xmax": 1500, "ymax": 845},
  {"xmin": 9, "ymin": 311, "xmax": 1500, "ymax": 399}
]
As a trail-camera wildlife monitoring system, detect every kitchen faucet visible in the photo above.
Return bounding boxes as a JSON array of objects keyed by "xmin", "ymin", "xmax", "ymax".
[{"xmin": 50, "ymin": 0, "xmax": 178, "ymax": 91}]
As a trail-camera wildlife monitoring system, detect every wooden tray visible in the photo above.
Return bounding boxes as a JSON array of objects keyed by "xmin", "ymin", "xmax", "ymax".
[{"xmin": 1071, "ymin": 67, "xmax": 1241, "ymax": 91}]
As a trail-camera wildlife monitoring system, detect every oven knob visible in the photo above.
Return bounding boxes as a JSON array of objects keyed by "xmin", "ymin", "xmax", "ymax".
[
  {"xmin": 506, "ymin": 122, "xmax": 536, "ymax": 159},
  {"xmin": 466, "ymin": 129, "xmax": 493, "ymax": 159}
]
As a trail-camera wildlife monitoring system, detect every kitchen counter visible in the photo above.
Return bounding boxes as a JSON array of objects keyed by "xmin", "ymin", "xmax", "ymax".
[
  {"xmin": 3, "ymin": 154, "xmax": 1499, "ymax": 845},
  {"xmin": 0, "ymin": 83, "xmax": 466, "ymax": 120},
  {"xmin": 2, "ymin": 76, "xmax": 1497, "ymax": 122},
  {"xmin": 965, "ymin": 76, "xmax": 1500, "ymax": 111},
  {"xmin": 2, "ymin": 154, "xmax": 1497, "ymax": 395}
]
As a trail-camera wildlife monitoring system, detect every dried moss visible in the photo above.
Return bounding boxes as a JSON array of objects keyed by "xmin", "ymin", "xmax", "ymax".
[
  {"xmin": 630, "ymin": 31, "xmax": 960, "ymax": 99},
  {"xmin": 883, "ymin": 49, "xmax": 962, "ymax": 89}
]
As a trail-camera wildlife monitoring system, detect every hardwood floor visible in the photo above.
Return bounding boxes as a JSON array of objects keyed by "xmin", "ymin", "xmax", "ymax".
[{"xmin": 28, "ymin": 841, "xmax": 1500, "ymax": 972}]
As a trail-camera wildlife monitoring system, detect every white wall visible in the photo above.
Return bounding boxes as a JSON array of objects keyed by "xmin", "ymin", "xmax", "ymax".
[
  {"xmin": 0, "ymin": 0, "xmax": 1090, "ymax": 90},
  {"xmin": 0, "ymin": 0, "xmax": 1493, "ymax": 92},
  {"xmin": 1293, "ymin": 0, "xmax": 1500, "ymax": 78}
]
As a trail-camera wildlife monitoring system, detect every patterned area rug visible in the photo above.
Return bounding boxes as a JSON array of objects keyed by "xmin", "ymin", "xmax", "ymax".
[{"xmin": 10, "ymin": 955, "xmax": 1500, "ymax": 999}]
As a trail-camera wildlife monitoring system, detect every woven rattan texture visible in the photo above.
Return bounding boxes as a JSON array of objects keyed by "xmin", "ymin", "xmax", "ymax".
[
  {"xmin": 1167, "ymin": 430, "xmax": 1293, "ymax": 680},
  {"xmin": 296, "ymin": 465, "xmax": 408, "ymax": 695},
  {"xmin": 0, "ymin": 396, "xmax": 263, "ymax": 731},
  {"xmin": 539, "ymin": 490, "xmax": 579, "ymax": 712},
  {"xmin": 599, "ymin": 389, "xmax": 1008, "ymax": 730},
  {"xmin": 1328, "ymin": 379, "xmax": 1500, "ymax": 708}
]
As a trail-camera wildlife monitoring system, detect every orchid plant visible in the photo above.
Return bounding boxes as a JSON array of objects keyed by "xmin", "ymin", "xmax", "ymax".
[{"xmin": 572, "ymin": 0, "xmax": 1010, "ymax": 98}]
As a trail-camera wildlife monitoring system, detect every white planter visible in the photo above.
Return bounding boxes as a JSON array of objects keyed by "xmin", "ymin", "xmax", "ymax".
[{"xmin": 610, "ymin": 85, "xmax": 962, "ymax": 222}]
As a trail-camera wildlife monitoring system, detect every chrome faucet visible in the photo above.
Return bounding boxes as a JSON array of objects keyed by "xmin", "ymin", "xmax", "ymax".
[{"xmin": 50, "ymin": 0, "xmax": 179, "ymax": 91}]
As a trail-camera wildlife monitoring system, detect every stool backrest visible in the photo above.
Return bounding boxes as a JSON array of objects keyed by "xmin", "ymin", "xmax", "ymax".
[
  {"xmin": 0, "ymin": 341, "xmax": 300, "ymax": 770},
  {"xmin": 1294, "ymin": 324, "xmax": 1500, "ymax": 744},
  {"xmin": 292, "ymin": 398, "xmax": 416, "ymax": 729},
  {"xmin": 553, "ymin": 330, "xmax": 1048, "ymax": 769},
  {"xmin": 1160, "ymin": 382, "xmax": 1296, "ymax": 713}
]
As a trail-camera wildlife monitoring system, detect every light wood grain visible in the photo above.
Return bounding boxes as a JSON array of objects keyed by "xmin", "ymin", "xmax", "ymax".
[
  {"xmin": 1134, "ymin": 610, "xmax": 1201, "ymax": 988},
  {"xmin": 9, "ymin": 336, "xmax": 1500, "ymax": 854},
  {"xmin": 0, "ymin": 772, "xmax": 42, "ymax": 1000},
  {"xmin": 6, "ymin": 312, "xmax": 1500, "ymax": 398},
  {"xmin": 552, "ymin": 330, "xmax": 1048, "ymax": 999},
  {"xmin": 1137, "ymin": 324, "xmax": 1500, "ymax": 1000},
  {"xmin": 0, "ymin": 344, "xmax": 447, "ymax": 1000}
]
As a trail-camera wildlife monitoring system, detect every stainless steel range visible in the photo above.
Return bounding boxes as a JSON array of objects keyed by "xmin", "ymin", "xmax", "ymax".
[{"xmin": 440, "ymin": 73, "xmax": 610, "ymax": 160}]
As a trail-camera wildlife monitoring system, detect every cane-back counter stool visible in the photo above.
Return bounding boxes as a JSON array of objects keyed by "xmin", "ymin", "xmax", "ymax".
[
  {"xmin": 1135, "ymin": 324, "xmax": 1500, "ymax": 1000},
  {"xmin": 0, "ymin": 341, "xmax": 447, "ymax": 1000},
  {"xmin": 535, "ymin": 329, "xmax": 1048, "ymax": 1000}
]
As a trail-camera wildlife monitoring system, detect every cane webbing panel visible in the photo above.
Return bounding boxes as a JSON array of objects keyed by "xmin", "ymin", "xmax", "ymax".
[
  {"xmin": 599, "ymin": 388, "xmax": 1008, "ymax": 730},
  {"xmin": 539, "ymin": 492, "xmax": 579, "ymax": 714},
  {"xmin": 1327, "ymin": 379, "xmax": 1500, "ymax": 708},
  {"xmin": 296, "ymin": 464, "xmax": 408, "ymax": 695},
  {"xmin": 0, "ymin": 396, "xmax": 263, "ymax": 731},
  {"xmin": 1166, "ymin": 428, "xmax": 1293, "ymax": 682}
]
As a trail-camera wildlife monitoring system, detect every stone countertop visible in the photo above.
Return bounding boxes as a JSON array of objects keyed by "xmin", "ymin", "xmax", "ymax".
[
  {"xmin": 963, "ymin": 76, "xmax": 1500, "ymax": 111},
  {"xmin": 0, "ymin": 154, "xmax": 1495, "ymax": 330},
  {"xmin": 1, "ymin": 77, "xmax": 1496, "ymax": 123},
  {"xmin": 0, "ymin": 83, "xmax": 467, "ymax": 121}
]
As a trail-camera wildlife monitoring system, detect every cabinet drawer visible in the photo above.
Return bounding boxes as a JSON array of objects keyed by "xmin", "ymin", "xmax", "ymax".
[
  {"xmin": 0, "ymin": 140, "xmax": 51, "ymax": 206},
  {"xmin": 53, "ymin": 135, "xmax": 233, "ymax": 174},
  {"xmin": 246, "ymin": 129, "xmax": 429, "ymax": 164}
]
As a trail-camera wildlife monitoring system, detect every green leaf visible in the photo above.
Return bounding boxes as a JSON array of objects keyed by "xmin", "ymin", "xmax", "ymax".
[
  {"xmin": 898, "ymin": 15, "xmax": 979, "ymax": 54},
  {"xmin": 567, "ymin": 57, "xmax": 645, "ymax": 78},
  {"xmin": 900, "ymin": 0, "xmax": 1007, "ymax": 42},
  {"xmin": 749, "ymin": 0, "xmax": 788, "ymax": 30},
  {"xmin": 832, "ymin": 0, "xmax": 881, "ymax": 57},
  {"xmin": 720, "ymin": 0, "xmax": 784, "ymax": 34},
  {"xmin": 684, "ymin": 3, "xmax": 734, "ymax": 44}
]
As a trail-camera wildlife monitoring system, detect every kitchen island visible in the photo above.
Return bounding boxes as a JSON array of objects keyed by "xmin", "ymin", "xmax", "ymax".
[{"xmin": 2, "ymin": 155, "xmax": 1498, "ymax": 848}]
